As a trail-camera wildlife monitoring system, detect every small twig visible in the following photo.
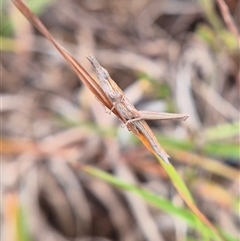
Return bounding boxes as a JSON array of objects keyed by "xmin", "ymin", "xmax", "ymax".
[
  {"xmin": 192, "ymin": 76, "xmax": 240, "ymax": 120},
  {"xmin": 215, "ymin": 0, "xmax": 240, "ymax": 45}
]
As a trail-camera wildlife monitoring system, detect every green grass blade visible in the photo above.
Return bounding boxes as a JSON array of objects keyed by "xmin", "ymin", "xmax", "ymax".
[{"xmin": 82, "ymin": 165, "xmax": 237, "ymax": 241}]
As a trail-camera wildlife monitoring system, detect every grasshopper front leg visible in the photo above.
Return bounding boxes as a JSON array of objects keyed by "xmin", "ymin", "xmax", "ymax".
[{"xmin": 109, "ymin": 94, "xmax": 124, "ymax": 113}]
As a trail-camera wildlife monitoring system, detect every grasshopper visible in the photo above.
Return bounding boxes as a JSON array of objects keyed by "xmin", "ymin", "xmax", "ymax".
[{"xmin": 87, "ymin": 55, "xmax": 188, "ymax": 163}]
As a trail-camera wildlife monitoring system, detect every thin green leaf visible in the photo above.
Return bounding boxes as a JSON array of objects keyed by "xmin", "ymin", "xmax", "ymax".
[
  {"xmin": 83, "ymin": 165, "xmax": 237, "ymax": 241},
  {"xmin": 17, "ymin": 206, "xmax": 31, "ymax": 241},
  {"xmin": 203, "ymin": 142, "xmax": 240, "ymax": 161},
  {"xmin": 203, "ymin": 121, "xmax": 240, "ymax": 142}
]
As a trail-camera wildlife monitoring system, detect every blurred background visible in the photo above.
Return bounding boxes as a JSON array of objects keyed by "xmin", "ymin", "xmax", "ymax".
[{"xmin": 2, "ymin": 0, "xmax": 240, "ymax": 241}]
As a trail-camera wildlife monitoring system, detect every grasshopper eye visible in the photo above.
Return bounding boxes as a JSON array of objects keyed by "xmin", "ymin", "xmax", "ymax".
[{"xmin": 101, "ymin": 67, "xmax": 109, "ymax": 79}]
